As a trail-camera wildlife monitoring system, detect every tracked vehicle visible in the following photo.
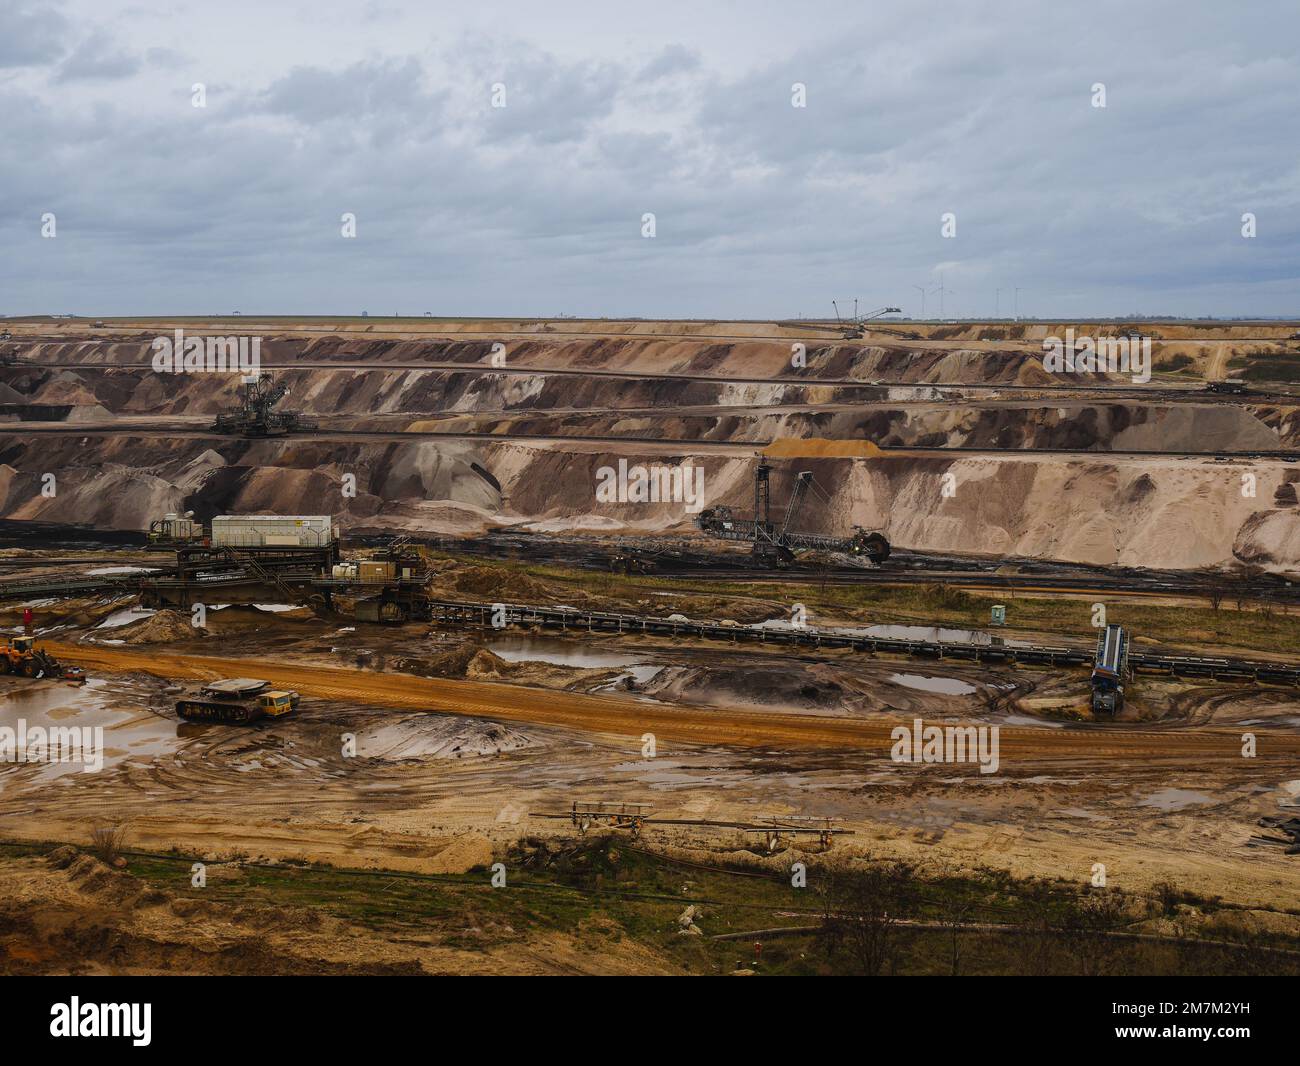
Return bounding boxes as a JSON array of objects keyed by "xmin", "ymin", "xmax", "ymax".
[{"xmin": 176, "ymin": 678, "xmax": 300, "ymax": 723}]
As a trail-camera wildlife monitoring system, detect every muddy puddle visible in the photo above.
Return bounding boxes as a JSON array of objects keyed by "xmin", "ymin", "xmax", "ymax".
[
  {"xmin": 997, "ymin": 713, "xmax": 1067, "ymax": 729},
  {"xmin": 484, "ymin": 636, "xmax": 647, "ymax": 669},
  {"xmin": 888, "ymin": 672, "xmax": 978, "ymax": 696},
  {"xmin": 749, "ymin": 619, "xmax": 1030, "ymax": 648},
  {"xmin": 865, "ymin": 624, "xmax": 1028, "ymax": 646},
  {"xmin": 1138, "ymin": 788, "xmax": 1217, "ymax": 811},
  {"xmin": 96, "ymin": 606, "xmax": 156, "ymax": 630},
  {"xmin": 594, "ymin": 665, "xmax": 666, "ymax": 696},
  {"xmin": 0, "ymin": 678, "xmax": 180, "ymax": 781},
  {"xmin": 356, "ymin": 716, "xmax": 535, "ymax": 760}
]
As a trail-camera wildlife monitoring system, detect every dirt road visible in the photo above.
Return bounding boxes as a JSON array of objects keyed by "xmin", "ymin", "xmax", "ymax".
[{"xmin": 46, "ymin": 641, "xmax": 1299, "ymax": 764}]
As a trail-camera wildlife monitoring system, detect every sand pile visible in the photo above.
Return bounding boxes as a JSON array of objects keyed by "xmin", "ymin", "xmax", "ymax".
[
  {"xmin": 355, "ymin": 715, "xmax": 535, "ymax": 760},
  {"xmin": 1234, "ymin": 509, "xmax": 1300, "ymax": 568},
  {"xmin": 46, "ymin": 846, "xmax": 166, "ymax": 910},
  {"xmin": 438, "ymin": 564, "xmax": 554, "ymax": 602},
  {"xmin": 117, "ymin": 609, "xmax": 201, "ymax": 644},
  {"xmin": 464, "ymin": 649, "xmax": 516, "ymax": 679},
  {"xmin": 396, "ymin": 645, "xmax": 517, "ymax": 679},
  {"xmin": 425, "ymin": 834, "xmax": 494, "ymax": 874}
]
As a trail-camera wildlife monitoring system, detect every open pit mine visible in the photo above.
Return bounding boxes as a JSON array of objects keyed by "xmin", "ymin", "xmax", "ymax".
[{"xmin": 1, "ymin": 315, "xmax": 1299, "ymax": 977}]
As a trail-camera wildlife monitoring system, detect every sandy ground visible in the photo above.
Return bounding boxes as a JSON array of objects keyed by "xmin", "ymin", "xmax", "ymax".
[
  {"xmin": 3, "ymin": 322, "xmax": 1296, "ymax": 572},
  {"xmin": 1, "ymin": 317, "xmax": 1298, "ymax": 971},
  {"xmin": 2, "ymin": 617, "xmax": 1296, "ymax": 914}
]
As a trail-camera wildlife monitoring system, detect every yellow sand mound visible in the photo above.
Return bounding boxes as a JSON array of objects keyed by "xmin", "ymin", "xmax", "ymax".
[{"xmin": 762, "ymin": 438, "xmax": 884, "ymax": 459}]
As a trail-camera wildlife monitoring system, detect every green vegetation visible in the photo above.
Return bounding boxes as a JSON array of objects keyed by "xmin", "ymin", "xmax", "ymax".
[
  {"xmin": 1153, "ymin": 353, "xmax": 1194, "ymax": 373},
  {"xmin": 5, "ymin": 838, "xmax": 1294, "ymax": 975},
  {"xmin": 1227, "ymin": 349, "xmax": 1300, "ymax": 383},
  {"xmin": 436, "ymin": 552, "xmax": 1300, "ymax": 656}
]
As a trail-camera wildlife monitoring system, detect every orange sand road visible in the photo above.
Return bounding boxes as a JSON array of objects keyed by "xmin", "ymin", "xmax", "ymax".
[{"xmin": 46, "ymin": 641, "xmax": 1300, "ymax": 764}]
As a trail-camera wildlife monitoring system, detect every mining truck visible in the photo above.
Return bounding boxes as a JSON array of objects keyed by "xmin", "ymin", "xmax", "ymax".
[
  {"xmin": 175, "ymin": 678, "xmax": 300, "ymax": 724},
  {"xmin": 609, "ymin": 550, "xmax": 657, "ymax": 575},
  {"xmin": 0, "ymin": 636, "xmax": 85, "ymax": 682}
]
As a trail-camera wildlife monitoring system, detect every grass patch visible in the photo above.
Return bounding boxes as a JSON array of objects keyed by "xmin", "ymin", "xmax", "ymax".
[
  {"xmin": 438, "ymin": 553, "xmax": 1300, "ymax": 655},
  {"xmin": 6, "ymin": 839, "xmax": 1294, "ymax": 975},
  {"xmin": 1154, "ymin": 353, "xmax": 1193, "ymax": 372},
  {"xmin": 1235, "ymin": 350, "xmax": 1300, "ymax": 383}
]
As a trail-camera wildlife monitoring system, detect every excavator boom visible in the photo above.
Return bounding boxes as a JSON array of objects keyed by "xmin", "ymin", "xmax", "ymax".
[{"xmin": 694, "ymin": 458, "xmax": 890, "ymax": 567}]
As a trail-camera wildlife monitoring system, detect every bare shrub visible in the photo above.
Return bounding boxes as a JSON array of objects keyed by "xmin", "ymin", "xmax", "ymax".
[
  {"xmin": 1011, "ymin": 883, "xmax": 1058, "ymax": 976},
  {"xmin": 817, "ymin": 860, "xmax": 919, "ymax": 975},
  {"xmin": 1058, "ymin": 887, "xmax": 1132, "ymax": 976},
  {"xmin": 88, "ymin": 822, "xmax": 127, "ymax": 865}
]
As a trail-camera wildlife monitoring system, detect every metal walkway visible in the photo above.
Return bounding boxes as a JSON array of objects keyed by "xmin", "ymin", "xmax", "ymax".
[
  {"xmin": 3, "ymin": 572, "xmax": 1298, "ymax": 685},
  {"xmin": 428, "ymin": 599, "xmax": 1300, "ymax": 684}
]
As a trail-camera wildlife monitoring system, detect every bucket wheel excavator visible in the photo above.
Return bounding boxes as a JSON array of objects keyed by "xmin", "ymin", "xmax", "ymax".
[
  {"xmin": 212, "ymin": 372, "xmax": 317, "ymax": 437},
  {"xmin": 695, "ymin": 458, "xmax": 890, "ymax": 567}
]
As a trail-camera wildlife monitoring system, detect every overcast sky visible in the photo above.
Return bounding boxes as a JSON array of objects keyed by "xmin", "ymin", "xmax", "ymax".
[{"xmin": 2, "ymin": 0, "xmax": 1297, "ymax": 319}]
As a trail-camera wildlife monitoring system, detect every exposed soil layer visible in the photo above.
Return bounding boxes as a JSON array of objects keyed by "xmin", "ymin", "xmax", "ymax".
[
  {"xmin": 1, "ymin": 433, "xmax": 1294, "ymax": 572},
  {"xmin": 0, "ymin": 848, "xmax": 673, "ymax": 975},
  {"xmin": 3, "ymin": 319, "xmax": 1299, "ymax": 973},
  {"xmin": 0, "ymin": 324, "xmax": 1296, "ymax": 573}
]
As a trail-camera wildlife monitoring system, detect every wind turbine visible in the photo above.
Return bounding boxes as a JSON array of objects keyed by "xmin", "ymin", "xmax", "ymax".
[{"xmin": 931, "ymin": 273, "xmax": 953, "ymax": 318}]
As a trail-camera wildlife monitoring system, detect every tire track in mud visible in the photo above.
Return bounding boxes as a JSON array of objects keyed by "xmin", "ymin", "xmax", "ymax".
[{"xmin": 45, "ymin": 642, "xmax": 1300, "ymax": 764}]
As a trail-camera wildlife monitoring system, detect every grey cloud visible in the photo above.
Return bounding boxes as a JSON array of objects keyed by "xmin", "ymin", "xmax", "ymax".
[
  {"xmin": 637, "ymin": 45, "xmax": 701, "ymax": 83},
  {"xmin": 256, "ymin": 57, "xmax": 440, "ymax": 125},
  {"xmin": 475, "ymin": 48, "xmax": 622, "ymax": 145},
  {"xmin": 0, "ymin": 2, "xmax": 69, "ymax": 68},
  {"xmin": 55, "ymin": 29, "xmax": 142, "ymax": 82},
  {"xmin": 1, "ymin": 0, "xmax": 1297, "ymax": 318}
]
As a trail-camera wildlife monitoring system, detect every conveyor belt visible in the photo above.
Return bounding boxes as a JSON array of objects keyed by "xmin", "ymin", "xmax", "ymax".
[{"xmin": 427, "ymin": 600, "xmax": 1300, "ymax": 684}]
